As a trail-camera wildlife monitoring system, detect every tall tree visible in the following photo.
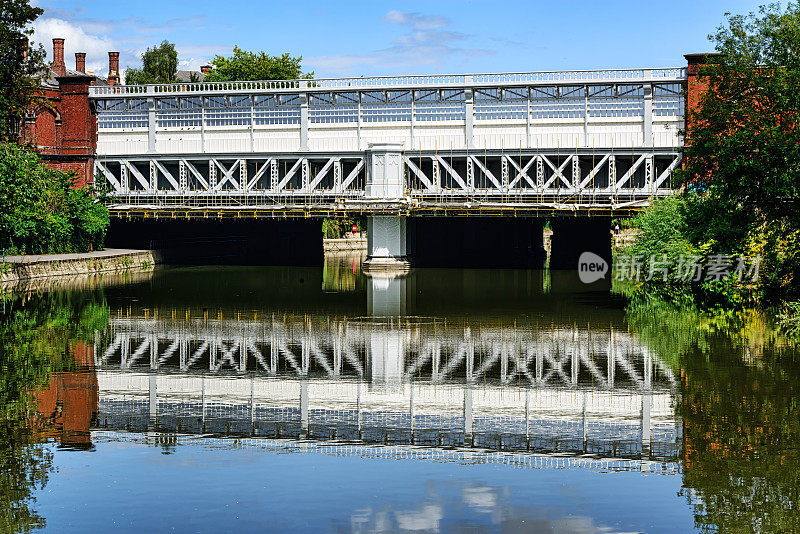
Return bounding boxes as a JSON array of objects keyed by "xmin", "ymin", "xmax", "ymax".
[
  {"xmin": 623, "ymin": 4, "xmax": 800, "ymax": 302},
  {"xmin": 203, "ymin": 46, "xmax": 311, "ymax": 82},
  {"xmin": 677, "ymin": 3, "xmax": 800, "ymax": 227},
  {"xmin": 0, "ymin": 0, "xmax": 47, "ymax": 142},
  {"xmin": 125, "ymin": 41, "xmax": 178, "ymax": 85}
]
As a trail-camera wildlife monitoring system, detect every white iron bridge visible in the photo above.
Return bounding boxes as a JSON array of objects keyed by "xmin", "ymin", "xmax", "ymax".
[{"xmin": 90, "ymin": 67, "xmax": 686, "ymax": 216}]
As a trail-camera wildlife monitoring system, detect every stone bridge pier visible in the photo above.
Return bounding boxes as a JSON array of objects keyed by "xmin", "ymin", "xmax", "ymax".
[
  {"xmin": 363, "ymin": 144, "xmax": 411, "ymax": 275},
  {"xmin": 362, "ymin": 144, "xmax": 612, "ymax": 273}
]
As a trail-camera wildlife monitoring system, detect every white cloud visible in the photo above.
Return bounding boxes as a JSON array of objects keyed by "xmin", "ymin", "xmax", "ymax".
[
  {"xmin": 31, "ymin": 18, "xmax": 115, "ymax": 76},
  {"xmin": 308, "ymin": 11, "xmax": 491, "ymax": 77},
  {"xmin": 175, "ymin": 44, "xmax": 228, "ymax": 71},
  {"xmin": 383, "ymin": 11, "xmax": 448, "ymax": 30},
  {"xmin": 30, "ymin": 17, "xmax": 221, "ymax": 79},
  {"xmin": 178, "ymin": 56, "xmax": 213, "ymax": 72}
]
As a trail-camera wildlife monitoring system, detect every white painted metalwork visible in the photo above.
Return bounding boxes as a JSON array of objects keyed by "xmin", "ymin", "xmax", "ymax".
[
  {"xmin": 94, "ymin": 151, "xmax": 680, "ymax": 211},
  {"xmin": 91, "ymin": 67, "xmax": 686, "ymax": 212}
]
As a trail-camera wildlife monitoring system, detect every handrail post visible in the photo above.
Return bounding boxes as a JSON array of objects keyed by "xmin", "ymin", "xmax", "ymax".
[
  {"xmin": 643, "ymin": 79, "xmax": 653, "ymax": 148},
  {"xmin": 147, "ymin": 95, "xmax": 156, "ymax": 153}
]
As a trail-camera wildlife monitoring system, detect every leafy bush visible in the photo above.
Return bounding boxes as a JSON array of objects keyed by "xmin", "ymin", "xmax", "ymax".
[
  {"xmin": 624, "ymin": 194, "xmax": 699, "ymax": 270},
  {"xmin": 0, "ymin": 143, "xmax": 109, "ymax": 254},
  {"xmin": 778, "ymin": 301, "xmax": 800, "ymax": 339},
  {"xmin": 322, "ymin": 218, "xmax": 363, "ymax": 239},
  {"xmin": 625, "ymin": 186, "xmax": 800, "ymax": 306}
]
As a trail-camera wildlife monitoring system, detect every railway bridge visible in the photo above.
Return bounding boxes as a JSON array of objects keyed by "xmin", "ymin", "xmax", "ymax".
[{"xmin": 90, "ymin": 65, "xmax": 689, "ymax": 269}]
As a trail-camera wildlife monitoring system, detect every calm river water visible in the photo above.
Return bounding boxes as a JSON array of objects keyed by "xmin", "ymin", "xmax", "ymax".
[{"xmin": 1, "ymin": 255, "xmax": 798, "ymax": 533}]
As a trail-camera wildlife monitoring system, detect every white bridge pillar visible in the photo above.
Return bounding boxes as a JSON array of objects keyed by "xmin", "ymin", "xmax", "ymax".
[
  {"xmin": 367, "ymin": 276, "xmax": 408, "ymax": 391},
  {"xmin": 368, "ymin": 276, "xmax": 408, "ymax": 316},
  {"xmin": 364, "ymin": 143, "xmax": 411, "ymax": 275}
]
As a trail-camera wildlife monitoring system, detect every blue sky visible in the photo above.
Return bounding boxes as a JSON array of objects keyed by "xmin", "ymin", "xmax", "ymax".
[{"xmin": 31, "ymin": 0, "xmax": 767, "ymax": 79}]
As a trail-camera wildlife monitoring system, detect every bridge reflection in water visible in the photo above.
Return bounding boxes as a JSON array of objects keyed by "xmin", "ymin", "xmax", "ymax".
[{"xmin": 92, "ymin": 274, "xmax": 681, "ymax": 473}]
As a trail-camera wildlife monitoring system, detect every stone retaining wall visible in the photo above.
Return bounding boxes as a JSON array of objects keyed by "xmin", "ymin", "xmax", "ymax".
[
  {"xmin": 323, "ymin": 238, "xmax": 367, "ymax": 252},
  {"xmin": 1, "ymin": 249, "xmax": 159, "ymax": 285}
]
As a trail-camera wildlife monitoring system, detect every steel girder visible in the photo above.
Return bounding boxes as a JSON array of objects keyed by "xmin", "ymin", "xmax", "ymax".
[
  {"xmin": 94, "ymin": 150, "xmax": 681, "ymax": 211},
  {"xmin": 95, "ymin": 155, "xmax": 366, "ymax": 197}
]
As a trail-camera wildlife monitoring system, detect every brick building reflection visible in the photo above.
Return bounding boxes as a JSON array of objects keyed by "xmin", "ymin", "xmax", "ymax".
[{"xmin": 32, "ymin": 342, "xmax": 98, "ymax": 450}]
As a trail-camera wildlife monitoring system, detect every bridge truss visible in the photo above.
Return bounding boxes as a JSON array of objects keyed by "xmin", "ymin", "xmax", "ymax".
[
  {"xmin": 94, "ymin": 149, "xmax": 681, "ymax": 216},
  {"xmin": 93, "ymin": 315, "xmax": 681, "ymax": 461},
  {"xmin": 96, "ymin": 315, "xmax": 676, "ymax": 390}
]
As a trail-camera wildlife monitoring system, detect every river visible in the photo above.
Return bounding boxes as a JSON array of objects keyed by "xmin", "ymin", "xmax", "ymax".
[{"xmin": 1, "ymin": 255, "xmax": 797, "ymax": 533}]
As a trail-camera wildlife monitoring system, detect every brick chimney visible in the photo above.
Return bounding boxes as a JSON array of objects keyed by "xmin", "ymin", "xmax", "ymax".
[
  {"xmin": 200, "ymin": 65, "xmax": 212, "ymax": 74},
  {"xmin": 52, "ymin": 38, "xmax": 66, "ymax": 76},
  {"xmin": 75, "ymin": 52, "xmax": 86, "ymax": 73},
  {"xmin": 108, "ymin": 51, "xmax": 119, "ymax": 86}
]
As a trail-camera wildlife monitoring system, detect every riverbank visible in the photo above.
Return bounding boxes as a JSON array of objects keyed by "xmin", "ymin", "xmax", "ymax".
[{"xmin": 1, "ymin": 249, "xmax": 159, "ymax": 285}]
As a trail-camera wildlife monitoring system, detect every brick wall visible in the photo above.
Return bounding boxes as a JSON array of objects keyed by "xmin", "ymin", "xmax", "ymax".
[
  {"xmin": 684, "ymin": 53, "xmax": 722, "ymax": 136},
  {"xmin": 20, "ymin": 39, "xmax": 103, "ymax": 188}
]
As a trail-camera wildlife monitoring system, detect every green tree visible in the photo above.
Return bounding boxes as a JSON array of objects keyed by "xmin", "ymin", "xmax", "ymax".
[
  {"xmin": 0, "ymin": 143, "xmax": 110, "ymax": 254},
  {"xmin": 125, "ymin": 40, "xmax": 178, "ymax": 85},
  {"xmin": 678, "ymin": 4, "xmax": 800, "ymax": 227},
  {"xmin": 203, "ymin": 46, "xmax": 311, "ymax": 82},
  {"xmin": 677, "ymin": 4, "xmax": 800, "ymax": 291},
  {"xmin": 627, "ymin": 4, "xmax": 800, "ymax": 303},
  {"xmin": 0, "ymin": 0, "xmax": 47, "ymax": 142}
]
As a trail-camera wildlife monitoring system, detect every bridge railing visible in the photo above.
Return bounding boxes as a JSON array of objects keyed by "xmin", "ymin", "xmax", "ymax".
[
  {"xmin": 89, "ymin": 68, "xmax": 687, "ymax": 97},
  {"xmin": 91, "ymin": 67, "xmax": 686, "ymax": 202}
]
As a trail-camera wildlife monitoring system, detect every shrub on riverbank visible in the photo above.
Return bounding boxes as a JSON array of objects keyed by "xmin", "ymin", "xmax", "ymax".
[
  {"xmin": 322, "ymin": 217, "xmax": 364, "ymax": 239},
  {"xmin": 622, "ymin": 189, "xmax": 800, "ymax": 306},
  {"xmin": 0, "ymin": 143, "xmax": 109, "ymax": 255},
  {"xmin": 623, "ymin": 194, "xmax": 699, "ymax": 271},
  {"xmin": 623, "ymin": 3, "xmax": 800, "ymax": 315}
]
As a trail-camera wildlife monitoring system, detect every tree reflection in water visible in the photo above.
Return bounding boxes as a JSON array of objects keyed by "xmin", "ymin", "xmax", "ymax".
[
  {"xmin": 0, "ymin": 291, "xmax": 107, "ymax": 532},
  {"xmin": 624, "ymin": 293, "xmax": 800, "ymax": 532},
  {"xmin": 681, "ymin": 344, "xmax": 800, "ymax": 533}
]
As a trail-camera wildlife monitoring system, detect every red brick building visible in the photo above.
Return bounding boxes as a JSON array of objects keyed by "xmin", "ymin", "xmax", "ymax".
[
  {"xmin": 684, "ymin": 53, "xmax": 721, "ymax": 133},
  {"xmin": 19, "ymin": 38, "xmax": 118, "ymax": 187}
]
